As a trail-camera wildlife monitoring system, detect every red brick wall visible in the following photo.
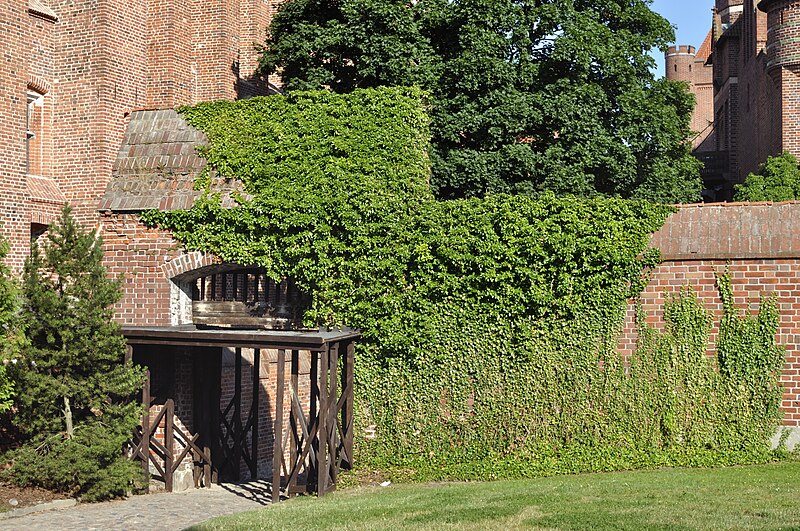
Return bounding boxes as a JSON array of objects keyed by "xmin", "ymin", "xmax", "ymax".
[
  {"xmin": 50, "ymin": 0, "xmax": 149, "ymax": 225},
  {"xmin": 0, "ymin": 0, "xmax": 31, "ymax": 272},
  {"xmin": 101, "ymin": 213, "xmax": 183, "ymax": 326},
  {"xmin": 738, "ymin": 53, "xmax": 781, "ymax": 179},
  {"xmin": 618, "ymin": 202, "xmax": 800, "ymax": 427},
  {"xmin": 1, "ymin": 0, "xmax": 280, "ymax": 273}
]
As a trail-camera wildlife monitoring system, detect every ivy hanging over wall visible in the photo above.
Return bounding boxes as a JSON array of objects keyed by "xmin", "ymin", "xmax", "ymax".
[{"xmin": 142, "ymin": 88, "xmax": 787, "ymax": 480}]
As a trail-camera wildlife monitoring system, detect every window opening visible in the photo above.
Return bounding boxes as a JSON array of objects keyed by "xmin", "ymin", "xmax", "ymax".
[
  {"xmin": 26, "ymin": 90, "xmax": 44, "ymax": 175},
  {"xmin": 30, "ymin": 223, "xmax": 48, "ymax": 242}
]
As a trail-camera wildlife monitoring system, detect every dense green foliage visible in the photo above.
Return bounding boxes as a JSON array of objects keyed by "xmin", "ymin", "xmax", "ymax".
[
  {"xmin": 0, "ymin": 234, "xmax": 17, "ymax": 412},
  {"xmin": 145, "ymin": 91, "xmax": 784, "ymax": 480},
  {"xmin": 734, "ymin": 151, "xmax": 800, "ymax": 202},
  {"xmin": 194, "ymin": 462, "xmax": 800, "ymax": 530},
  {"xmin": 5, "ymin": 206, "xmax": 144, "ymax": 501},
  {"xmin": 260, "ymin": 0, "xmax": 702, "ymax": 202}
]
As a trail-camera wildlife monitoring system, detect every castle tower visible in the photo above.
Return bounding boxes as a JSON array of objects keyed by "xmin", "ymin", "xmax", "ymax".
[
  {"xmin": 758, "ymin": 0, "xmax": 800, "ymax": 160},
  {"xmin": 716, "ymin": 0, "xmax": 745, "ymax": 25},
  {"xmin": 665, "ymin": 45, "xmax": 696, "ymax": 83},
  {"xmin": 665, "ymin": 39, "xmax": 715, "ymax": 153}
]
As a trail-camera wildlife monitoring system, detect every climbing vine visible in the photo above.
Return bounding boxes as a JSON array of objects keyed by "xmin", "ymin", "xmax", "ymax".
[{"xmin": 142, "ymin": 89, "xmax": 787, "ymax": 480}]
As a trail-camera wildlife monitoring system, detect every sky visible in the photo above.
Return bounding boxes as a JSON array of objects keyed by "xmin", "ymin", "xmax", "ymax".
[{"xmin": 649, "ymin": 0, "xmax": 716, "ymax": 77}]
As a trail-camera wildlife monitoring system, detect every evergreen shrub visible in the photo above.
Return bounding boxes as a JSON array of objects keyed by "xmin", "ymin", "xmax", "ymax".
[
  {"xmin": 143, "ymin": 88, "xmax": 787, "ymax": 480},
  {"xmin": 0, "ymin": 233, "xmax": 17, "ymax": 412},
  {"xmin": 4, "ymin": 206, "xmax": 145, "ymax": 500}
]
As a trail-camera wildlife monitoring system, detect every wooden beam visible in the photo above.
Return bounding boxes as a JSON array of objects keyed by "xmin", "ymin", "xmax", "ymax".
[
  {"xmin": 251, "ymin": 348, "xmax": 260, "ymax": 480},
  {"xmin": 210, "ymin": 348, "xmax": 222, "ymax": 485},
  {"xmin": 233, "ymin": 348, "xmax": 242, "ymax": 482},
  {"xmin": 273, "ymin": 348, "xmax": 286, "ymax": 503},
  {"xmin": 165, "ymin": 399, "xmax": 175, "ymax": 492},
  {"xmin": 343, "ymin": 341, "xmax": 355, "ymax": 469},
  {"xmin": 141, "ymin": 367, "xmax": 151, "ymax": 482},
  {"xmin": 289, "ymin": 349, "xmax": 299, "ymax": 494},
  {"xmin": 328, "ymin": 343, "xmax": 339, "ymax": 489},
  {"xmin": 317, "ymin": 345, "xmax": 329, "ymax": 496}
]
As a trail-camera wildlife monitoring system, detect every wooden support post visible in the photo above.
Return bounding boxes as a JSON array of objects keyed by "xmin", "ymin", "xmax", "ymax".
[
  {"xmin": 328, "ymin": 343, "xmax": 339, "ymax": 489},
  {"xmin": 273, "ymin": 348, "xmax": 286, "ymax": 503},
  {"xmin": 165, "ymin": 399, "xmax": 175, "ymax": 492},
  {"xmin": 210, "ymin": 348, "xmax": 222, "ymax": 485},
  {"xmin": 317, "ymin": 345, "xmax": 329, "ymax": 496},
  {"xmin": 309, "ymin": 349, "xmax": 318, "ymax": 487},
  {"xmin": 141, "ymin": 368, "xmax": 151, "ymax": 481},
  {"xmin": 233, "ymin": 348, "xmax": 242, "ymax": 482},
  {"xmin": 289, "ymin": 349, "xmax": 299, "ymax": 494},
  {"xmin": 251, "ymin": 348, "xmax": 260, "ymax": 480},
  {"xmin": 343, "ymin": 341, "xmax": 355, "ymax": 469}
]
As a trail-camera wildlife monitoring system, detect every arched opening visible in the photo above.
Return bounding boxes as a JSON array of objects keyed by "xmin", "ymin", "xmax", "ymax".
[{"xmin": 168, "ymin": 261, "xmax": 310, "ymax": 329}]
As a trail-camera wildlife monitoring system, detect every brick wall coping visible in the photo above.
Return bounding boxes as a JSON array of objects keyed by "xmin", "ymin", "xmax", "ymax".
[
  {"xmin": 651, "ymin": 201, "xmax": 800, "ymax": 261},
  {"xmin": 673, "ymin": 200, "xmax": 800, "ymax": 208}
]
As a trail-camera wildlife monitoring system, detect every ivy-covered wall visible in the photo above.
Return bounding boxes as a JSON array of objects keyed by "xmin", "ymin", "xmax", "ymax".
[{"xmin": 142, "ymin": 88, "xmax": 788, "ymax": 480}]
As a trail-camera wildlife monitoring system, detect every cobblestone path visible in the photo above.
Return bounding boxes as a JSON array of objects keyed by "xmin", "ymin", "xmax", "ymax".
[{"xmin": 0, "ymin": 481, "xmax": 273, "ymax": 531}]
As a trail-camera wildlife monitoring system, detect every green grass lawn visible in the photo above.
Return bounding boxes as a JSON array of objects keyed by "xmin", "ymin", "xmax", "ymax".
[{"xmin": 191, "ymin": 461, "xmax": 800, "ymax": 530}]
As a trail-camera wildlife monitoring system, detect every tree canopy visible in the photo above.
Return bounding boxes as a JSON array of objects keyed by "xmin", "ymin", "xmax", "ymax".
[
  {"xmin": 260, "ymin": 0, "xmax": 702, "ymax": 202},
  {"xmin": 734, "ymin": 151, "xmax": 800, "ymax": 202}
]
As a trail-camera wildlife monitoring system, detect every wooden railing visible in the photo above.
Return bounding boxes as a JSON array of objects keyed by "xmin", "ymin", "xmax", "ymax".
[
  {"xmin": 191, "ymin": 268, "xmax": 309, "ymax": 329},
  {"xmin": 130, "ymin": 370, "xmax": 213, "ymax": 491}
]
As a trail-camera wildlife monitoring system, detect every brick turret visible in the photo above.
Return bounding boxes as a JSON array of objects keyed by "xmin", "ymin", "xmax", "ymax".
[
  {"xmin": 665, "ymin": 45, "xmax": 697, "ymax": 82},
  {"xmin": 759, "ymin": 0, "xmax": 800, "ymax": 158},
  {"xmin": 665, "ymin": 40, "xmax": 715, "ymax": 153},
  {"xmin": 759, "ymin": 0, "xmax": 800, "ymax": 71}
]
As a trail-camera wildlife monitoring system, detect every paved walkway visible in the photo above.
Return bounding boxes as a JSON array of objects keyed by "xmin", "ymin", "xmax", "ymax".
[{"xmin": 0, "ymin": 481, "xmax": 274, "ymax": 531}]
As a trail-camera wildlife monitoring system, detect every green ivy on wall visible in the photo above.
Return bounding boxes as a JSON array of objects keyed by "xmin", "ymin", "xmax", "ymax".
[{"xmin": 142, "ymin": 88, "xmax": 787, "ymax": 480}]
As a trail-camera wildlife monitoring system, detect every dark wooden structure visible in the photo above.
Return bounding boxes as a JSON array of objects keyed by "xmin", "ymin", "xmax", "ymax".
[
  {"xmin": 125, "ymin": 325, "xmax": 359, "ymax": 502},
  {"xmin": 190, "ymin": 268, "xmax": 310, "ymax": 329}
]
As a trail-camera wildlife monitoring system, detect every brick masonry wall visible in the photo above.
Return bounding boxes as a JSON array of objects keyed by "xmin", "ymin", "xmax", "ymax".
[
  {"xmin": 617, "ymin": 202, "xmax": 800, "ymax": 426},
  {"xmin": 51, "ymin": 0, "xmax": 149, "ymax": 225},
  {"xmin": 1, "ymin": 0, "xmax": 280, "ymax": 273},
  {"xmin": 738, "ymin": 52, "xmax": 781, "ymax": 179},
  {"xmin": 0, "ymin": 0, "xmax": 32, "ymax": 272},
  {"xmin": 100, "ymin": 212, "xmax": 184, "ymax": 326}
]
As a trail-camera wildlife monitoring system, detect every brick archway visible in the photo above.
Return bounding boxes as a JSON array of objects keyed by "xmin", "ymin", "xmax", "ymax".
[{"xmin": 163, "ymin": 252, "xmax": 239, "ymax": 325}]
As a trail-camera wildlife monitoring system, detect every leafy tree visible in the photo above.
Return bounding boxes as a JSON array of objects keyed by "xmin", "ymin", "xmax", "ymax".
[
  {"xmin": 260, "ymin": 0, "xmax": 702, "ymax": 202},
  {"xmin": 734, "ymin": 151, "xmax": 800, "ymax": 202},
  {"xmin": 6, "ymin": 205, "xmax": 144, "ymax": 500}
]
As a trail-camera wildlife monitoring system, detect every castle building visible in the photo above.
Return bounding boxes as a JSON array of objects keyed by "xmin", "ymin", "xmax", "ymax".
[
  {"xmin": 1, "ymin": 0, "xmax": 799, "ymax": 488},
  {"xmin": 0, "ymin": 0, "xmax": 278, "ymax": 273},
  {"xmin": 669, "ymin": 0, "xmax": 800, "ymax": 201}
]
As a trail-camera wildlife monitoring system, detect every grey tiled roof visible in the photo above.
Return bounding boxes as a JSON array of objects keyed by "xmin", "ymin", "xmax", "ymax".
[{"xmin": 100, "ymin": 109, "xmax": 242, "ymax": 212}]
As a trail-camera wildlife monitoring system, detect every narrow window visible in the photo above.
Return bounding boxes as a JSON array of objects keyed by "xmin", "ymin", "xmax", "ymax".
[{"xmin": 26, "ymin": 90, "xmax": 45, "ymax": 175}]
